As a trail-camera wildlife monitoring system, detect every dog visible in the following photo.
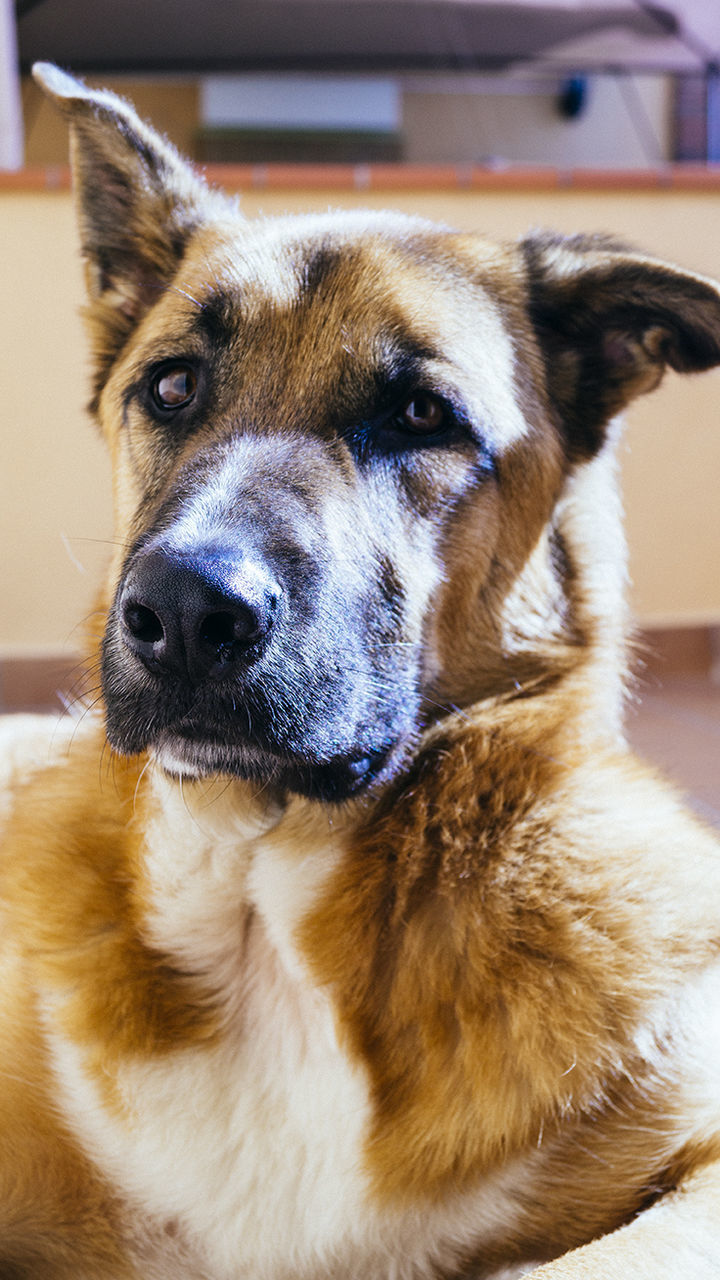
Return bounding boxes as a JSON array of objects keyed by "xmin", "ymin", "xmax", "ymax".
[{"xmin": 0, "ymin": 61, "xmax": 719, "ymax": 1279}]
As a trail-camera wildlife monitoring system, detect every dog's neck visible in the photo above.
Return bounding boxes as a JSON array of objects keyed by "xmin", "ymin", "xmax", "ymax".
[{"xmin": 434, "ymin": 429, "xmax": 631, "ymax": 743}]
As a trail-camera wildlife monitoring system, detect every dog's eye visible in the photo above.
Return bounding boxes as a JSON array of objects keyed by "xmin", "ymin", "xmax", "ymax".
[
  {"xmin": 396, "ymin": 392, "xmax": 445, "ymax": 435},
  {"xmin": 151, "ymin": 363, "xmax": 197, "ymax": 411}
]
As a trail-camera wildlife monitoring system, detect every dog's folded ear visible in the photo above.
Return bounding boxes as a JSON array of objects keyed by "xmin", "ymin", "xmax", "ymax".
[
  {"xmin": 523, "ymin": 231, "xmax": 720, "ymax": 457},
  {"xmin": 32, "ymin": 63, "xmax": 225, "ymax": 396}
]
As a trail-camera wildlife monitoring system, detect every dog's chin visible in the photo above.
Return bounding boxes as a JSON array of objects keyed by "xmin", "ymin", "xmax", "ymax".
[{"xmin": 148, "ymin": 732, "xmax": 399, "ymax": 803}]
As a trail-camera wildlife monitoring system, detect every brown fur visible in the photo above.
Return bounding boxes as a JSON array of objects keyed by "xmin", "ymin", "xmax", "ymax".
[
  {"xmin": 0, "ymin": 62, "xmax": 719, "ymax": 1278},
  {"xmin": 301, "ymin": 690, "xmax": 720, "ymax": 1210}
]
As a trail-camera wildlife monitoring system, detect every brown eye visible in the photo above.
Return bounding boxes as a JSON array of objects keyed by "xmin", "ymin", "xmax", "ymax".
[
  {"xmin": 397, "ymin": 392, "xmax": 445, "ymax": 435},
  {"xmin": 151, "ymin": 363, "xmax": 197, "ymax": 411}
]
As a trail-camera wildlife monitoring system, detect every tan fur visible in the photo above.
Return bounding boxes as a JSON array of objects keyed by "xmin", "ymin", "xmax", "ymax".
[
  {"xmin": 4, "ymin": 733, "xmax": 218, "ymax": 1073},
  {"xmin": 0, "ymin": 63, "xmax": 719, "ymax": 1278}
]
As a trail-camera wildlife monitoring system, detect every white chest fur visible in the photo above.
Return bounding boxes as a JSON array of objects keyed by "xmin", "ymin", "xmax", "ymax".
[
  {"xmin": 43, "ymin": 773, "xmax": 544, "ymax": 1279},
  {"xmin": 51, "ymin": 951, "xmax": 372, "ymax": 1276},
  {"xmin": 44, "ymin": 769, "xmax": 720, "ymax": 1280},
  {"xmin": 45, "ymin": 775, "xmax": 358, "ymax": 1275},
  {"xmin": 50, "ymin": 992, "xmax": 538, "ymax": 1280}
]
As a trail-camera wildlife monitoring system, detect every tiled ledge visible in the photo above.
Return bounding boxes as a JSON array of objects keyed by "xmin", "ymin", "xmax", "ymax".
[{"xmin": 5, "ymin": 163, "xmax": 720, "ymax": 193}]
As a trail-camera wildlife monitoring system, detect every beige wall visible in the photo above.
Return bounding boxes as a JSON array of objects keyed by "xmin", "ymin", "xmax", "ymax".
[
  {"xmin": 2, "ymin": 181, "xmax": 720, "ymax": 658},
  {"xmin": 2, "ymin": 192, "xmax": 112, "ymax": 657},
  {"xmin": 403, "ymin": 75, "xmax": 671, "ymax": 167}
]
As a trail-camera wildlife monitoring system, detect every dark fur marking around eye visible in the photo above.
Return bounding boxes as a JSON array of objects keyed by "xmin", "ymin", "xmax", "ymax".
[
  {"xmin": 378, "ymin": 338, "xmax": 442, "ymax": 387},
  {"xmin": 348, "ymin": 340, "xmax": 444, "ymax": 433},
  {"xmin": 192, "ymin": 290, "xmax": 238, "ymax": 346}
]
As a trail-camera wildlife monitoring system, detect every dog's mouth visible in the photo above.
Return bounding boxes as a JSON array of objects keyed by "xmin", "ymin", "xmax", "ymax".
[
  {"xmin": 151, "ymin": 729, "xmax": 399, "ymax": 801},
  {"xmin": 101, "ymin": 612, "xmax": 419, "ymax": 802}
]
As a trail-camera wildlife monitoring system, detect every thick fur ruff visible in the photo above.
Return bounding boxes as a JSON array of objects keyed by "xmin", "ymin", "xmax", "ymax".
[{"xmin": 0, "ymin": 62, "xmax": 719, "ymax": 1279}]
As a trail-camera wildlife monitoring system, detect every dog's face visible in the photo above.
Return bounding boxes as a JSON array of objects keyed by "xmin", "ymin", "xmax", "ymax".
[
  {"xmin": 98, "ymin": 212, "xmax": 557, "ymax": 800},
  {"xmin": 36, "ymin": 64, "xmax": 720, "ymax": 801}
]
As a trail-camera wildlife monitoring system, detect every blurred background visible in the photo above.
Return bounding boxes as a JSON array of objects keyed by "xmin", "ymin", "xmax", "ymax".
[
  {"xmin": 10, "ymin": 0, "xmax": 720, "ymax": 169},
  {"xmin": 1, "ymin": 0, "xmax": 719, "ymax": 822}
]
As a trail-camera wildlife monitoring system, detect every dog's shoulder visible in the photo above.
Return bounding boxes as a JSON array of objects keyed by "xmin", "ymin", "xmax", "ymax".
[{"xmin": 297, "ymin": 697, "xmax": 720, "ymax": 1207}]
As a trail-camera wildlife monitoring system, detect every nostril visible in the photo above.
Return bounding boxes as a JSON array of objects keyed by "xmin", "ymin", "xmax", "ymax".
[
  {"xmin": 199, "ymin": 610, "xmax": 241, "ymax": 648},
  {"xmin": 124, "ymin": 601, "xmax": 164, "ymax": 645},
  {"xmin": 199, "ymin": 604, "xmax": 264, "ymax": 653}
]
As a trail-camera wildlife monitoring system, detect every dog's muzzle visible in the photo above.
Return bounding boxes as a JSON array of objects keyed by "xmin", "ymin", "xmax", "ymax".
[{"xmin": 101, "ymin": 524, "xmax": 419, "ymax": 800}]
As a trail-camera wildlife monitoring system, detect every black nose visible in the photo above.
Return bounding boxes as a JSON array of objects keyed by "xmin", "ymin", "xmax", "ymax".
[{"xmin": 119, "ymin": 546, "xmax": 282, "ymax": 682}]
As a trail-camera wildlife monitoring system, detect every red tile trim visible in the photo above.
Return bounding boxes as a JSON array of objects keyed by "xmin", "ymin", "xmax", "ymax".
[
  {"xmin": 1, "ymin": 629, "xmax": 713, "ymax": 713},
  {"xmin": 5, "ymin": 164, "xmax": 720, "ymax": 194}
]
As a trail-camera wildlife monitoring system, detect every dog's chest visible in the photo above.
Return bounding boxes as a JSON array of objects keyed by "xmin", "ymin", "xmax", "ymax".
[
  {"xmin": 50, "ymin": 893, "xmax": 366, "ymax": 1276},
  {"xmin": 42, "ymin": 795, "xmax": 352, "ymax": 1273},
  {"xmin": 43, "ymin": 791, "xmax": 539, "ymax": 1280},
  {"xmin": 44, "ymin": 777, "xmax": 720, "ymax": 1280},
  {"xmin": 47, "ymin": 901, "xmax": 519, "ymax": 1280}
]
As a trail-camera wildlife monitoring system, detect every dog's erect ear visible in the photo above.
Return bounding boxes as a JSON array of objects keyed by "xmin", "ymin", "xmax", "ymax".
[
  {"xmin": 32, "ymin": 63, "xmax": 223, "ymax": 392},
  {"xmin": 523, "ymin": 232, "xmax": 720, "ymax": 457}
]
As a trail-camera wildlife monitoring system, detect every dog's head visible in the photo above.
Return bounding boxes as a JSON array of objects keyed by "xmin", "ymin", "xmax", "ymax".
[{"xmin": 35, "ymin": 64, "xmax": 720, "ymax": 801}]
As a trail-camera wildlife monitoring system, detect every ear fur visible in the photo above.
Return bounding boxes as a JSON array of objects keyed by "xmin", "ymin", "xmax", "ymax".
[
  {"xmin": 523, "ymin": 231, "xmax": 720, "ymax": 457},
  {"xmin": 31, "ymin": 63, "xmax": 229, "ymax": 400}
]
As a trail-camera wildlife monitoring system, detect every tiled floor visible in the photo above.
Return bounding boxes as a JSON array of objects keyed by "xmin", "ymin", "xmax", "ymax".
[{"xmin": 626, "ymin": 676, "xmax": 720, "ymax": 830}]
